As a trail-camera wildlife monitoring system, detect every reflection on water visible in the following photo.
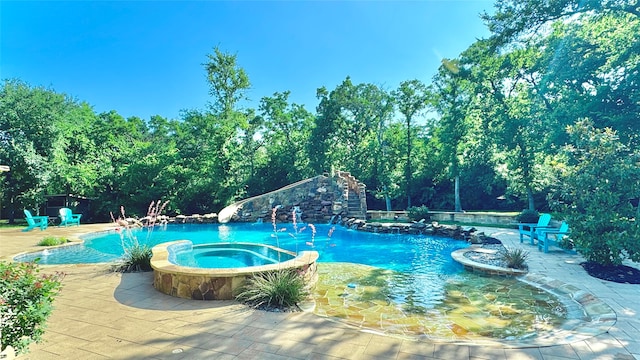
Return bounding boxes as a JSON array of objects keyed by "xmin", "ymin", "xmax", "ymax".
[{"xmin": 314, "ymin": 263, "xmax": 566, "ymax": 341}]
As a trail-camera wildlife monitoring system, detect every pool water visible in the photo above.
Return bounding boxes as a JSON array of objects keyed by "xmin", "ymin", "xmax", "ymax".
[
  {"xmin": 17, "ymin": 223, "xmax": 469, "ymax": 309},
  {"xmin": 170, "ymin": 243, "xmax": 296, "ymax": 268},
  {"xmin": 315, "ymin": 263, "xmax": 568, "ymax": 341},
  {"xmin": 17, "ymin": 223, "xmax": 469, "ymax": 275}
]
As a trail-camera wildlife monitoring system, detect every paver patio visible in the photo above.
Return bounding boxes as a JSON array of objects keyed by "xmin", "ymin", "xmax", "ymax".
[{"xmin": 1, "ymin": 224, "xmax": 638, "ymax": 359}]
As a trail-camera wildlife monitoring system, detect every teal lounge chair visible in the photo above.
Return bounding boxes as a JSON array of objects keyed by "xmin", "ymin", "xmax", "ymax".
[
  {"xmin": 23, "ymin": 209, "xmax": 48, "ymax": 231},
  {"xmin": 59, "ymin": 207, "xmax": 82, "ymax": 226},
  {"xmin": 537, "ymin": 221, "xmax": 570, "ymax": 253},
  {"xmin": 518, "ymin": 213, "xmax": 552, "ymax": 245}
]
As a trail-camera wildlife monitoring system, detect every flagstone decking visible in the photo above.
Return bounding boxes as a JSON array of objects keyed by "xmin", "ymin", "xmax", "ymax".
[{"xmin": 1, "ymin": 224, "xmax": 639, "ymax": 359}]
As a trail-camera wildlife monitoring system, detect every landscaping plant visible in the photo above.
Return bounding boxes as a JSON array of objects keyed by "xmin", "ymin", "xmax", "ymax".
[
  {"xmin": 515, "ymin": 209, "xmax": 539, "ymax": 224},
  {"xmin": 235, "ymin": 269, "xmax": 308, "ymax": 311},
  {"xmin": 0, "ymin": 261, "xmax": 64, "ymax": 354},
  {"xmin": 111, "ymin": 200, "xmax": 168, "ymax": 272},
  {"xmin": 553, "ymin": 120, "xmax": 640, "ymax": 266},
  {"xmin": 407, "ymin": 205, "xmax": 430, "ymax": 222},
  {"xmin": 37, "ymin": 236, "xmax": 69, "ymax": 246},
  {"xmin": 498, "ymin": 247, "xmax": 529, "ymax": 270}
]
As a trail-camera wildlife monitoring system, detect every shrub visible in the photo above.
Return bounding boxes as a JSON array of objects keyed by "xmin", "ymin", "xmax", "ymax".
[
  {"xmin": 113, "ymin": 244, "xmax": 152, "ymax": 273},
  {"xmin": 499, "ymin": 248, "xmax": 529, "ymax": 270},
  {"xmin": 407, "ymin": 205, "xmax": 430, "ymax": 222},
  {"xmin": 0, "ymin": 261, "xmax": 65, "ymax": 354},
  {"xmin": 37, "ymin": 236, "xmax": 68, "ymax": 246},
  {"xmin": 110, "ymin": 200, "xmax": 168, "ymax": 273},
  {"xmin": 235, "ymin": 269, "xmax": 308, "ymax": 310},
  {"xmin": 515, "ymin": 209, "xmax": 539, "ymax": 224},
  {"xmin": 552, "ymin": 120, "xmax": 640, "ymax": 266}
]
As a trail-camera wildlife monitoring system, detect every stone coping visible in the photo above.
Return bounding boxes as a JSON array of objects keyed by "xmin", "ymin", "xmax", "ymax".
[
  {"xmin": 451, "ymin": 246, "xmax": 528, "ymax": 276},
  {"xmin": 151, "ymin": 241, "xmax": 319, "ymax": 300}
]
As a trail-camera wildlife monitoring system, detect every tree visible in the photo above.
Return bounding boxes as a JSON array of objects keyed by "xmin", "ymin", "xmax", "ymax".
[
  {"xmin": 49, "ymin": 101, "xmax": 100, "ymax": 199},
  {"xmin": 199, "ymin": 47, "xmax": 255, "ymax": 208},
  {"xmin": 257, "ymin": 91, "xmax": 313, "ymax": 192},
  {"xmin": 461, "ymin": 40, "xmax": 554, "ymax": 211},
  {"xmin": 89, "ymin": 111, "xmax": 150, "ymax": 218},
  {"xmin": 477, "ymin": 0, "xmax": 640, "ymax": 214},
  {"xmin": 203, "ymin": 46, "xmax": 251, "ymax": 117},
  {"xmin": 309, "ymin": 78, "xmax": 400, "ymax": 209},
  {"xmin": 432, "ymin": 59, "xmax": 473, "ymax": 212},
  {"xmin": 482, "ymin": 0, "xmax": 640, "ymax": 48},
  {"xmin": 392, "ymin": 80, "xmax": 432, "ymax": 208},
  {"xmin": 0, "ymin": 80, "xmax": 67, "ymax": 222},
  {"xmin": 553, "ymin": 119, "xmax": 640, "ymax": 266}
]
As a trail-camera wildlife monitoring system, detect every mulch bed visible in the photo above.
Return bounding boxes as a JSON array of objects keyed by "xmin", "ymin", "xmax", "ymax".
[{"xmin": 581, "ymin": 262, "xmax": 640, "ymax": 284}]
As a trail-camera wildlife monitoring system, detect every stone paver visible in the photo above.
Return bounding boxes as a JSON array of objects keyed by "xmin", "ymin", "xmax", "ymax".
[{"xmin": 1, "ymin": 224, "xmax": 639, "ymax": 359}]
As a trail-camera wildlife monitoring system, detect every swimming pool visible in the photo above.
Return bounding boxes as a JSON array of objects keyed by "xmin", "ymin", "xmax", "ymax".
[
  {"xmin": 14, "ymin": 223, "xmax": 576, "ymax": 341},
  {"xmin": 16, "ymin": 223, "xmax": 469, "ymax": 306},
  {"xmin": 15, "ymin": 223, "xmax": 469, "ymax": 275}
]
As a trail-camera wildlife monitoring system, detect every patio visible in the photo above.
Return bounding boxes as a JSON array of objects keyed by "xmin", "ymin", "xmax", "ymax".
[{"xmin": 1, "ymin": 224, "xmax": 639, "ymax": 359}]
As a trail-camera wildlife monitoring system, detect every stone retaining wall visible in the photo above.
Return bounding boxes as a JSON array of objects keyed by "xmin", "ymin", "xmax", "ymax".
[
  {"xmin": 341, "ymin": 217, "xmax": 499, "ymax": 244},
  {"xmin": 367, "ymin": 211, "xmax": 517, "ymax": 226}
]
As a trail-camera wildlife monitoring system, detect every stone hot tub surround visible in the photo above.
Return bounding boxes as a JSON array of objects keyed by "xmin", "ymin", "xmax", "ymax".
[{"xmin": 151, "ymin": 241, "xmax": 319, "ymax": 300}]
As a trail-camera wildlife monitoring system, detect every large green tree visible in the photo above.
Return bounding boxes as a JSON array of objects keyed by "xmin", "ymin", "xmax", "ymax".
[
  {"xmin": 0, "ymin": 80, "xmax": 68, "ymax": 222},
  {"xmin": 432, "ymin": 59, "xmax": 474, "ymax": 212},
  {"xmin": 204, "ymin": 46, "xmax": 251, "ymax": 118},
  {"xmin": 391, "ymin": 80, "xmax": 432, "ymax": 208},
  {"xmin": 199, "ymin": 46, "xmax": 254, "ymax": 208},
  {"xmin": 256, "ymin": 91, "xmax": 313, "ymax": 193}
]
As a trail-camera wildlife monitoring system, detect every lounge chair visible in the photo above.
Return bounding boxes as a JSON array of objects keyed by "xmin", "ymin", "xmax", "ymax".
[
  {"xmin": 518, "ymin": 213, "xmax": 551, "ymax": 245},
  {"xmin": 23, "ymin": 209, "xmax": 48, "ymax": 232},
  {"xmin": 59, "ymin": 207, "xmax": 82, "ymax": 226},
  {"xmin": 537, "ymin": 221, "xmax": 570, "ymax": 253}
]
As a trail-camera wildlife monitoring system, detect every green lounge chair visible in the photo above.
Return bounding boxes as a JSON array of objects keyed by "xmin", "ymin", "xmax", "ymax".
[
  {"xmin": 518, "ymin": 213, "xmax": 551, "ymax": 245},
  {"xmin": 23, "ymin": 209, "xmax": 48, "ymax": 231},
  {"xmin": 59, "ymin": 207, "xmax": 82, "ymax": 226},
  {"xmin": 537, "ymin": 221, "xmax": 570, "ymax": 253}
]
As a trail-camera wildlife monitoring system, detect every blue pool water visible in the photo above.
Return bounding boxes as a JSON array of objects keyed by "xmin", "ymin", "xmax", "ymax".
[
  {"xmin": 170, "ymin": 243, "xmax": 296, "ymax": 268},
  {"xmin": 15, "ymin": 223, "xmax": 469, "ymax": 275}
]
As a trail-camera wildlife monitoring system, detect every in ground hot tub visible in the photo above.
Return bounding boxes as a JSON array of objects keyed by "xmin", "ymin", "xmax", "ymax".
[
  {"xmin": 171, "ymin": 242, "xmax": 296, "ymax": 268},
  {"xmin": 151, "ymin": 241, "xmax": 319, "ymax": 300}
]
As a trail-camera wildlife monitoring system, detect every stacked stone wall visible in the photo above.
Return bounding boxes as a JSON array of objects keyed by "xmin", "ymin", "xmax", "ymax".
[{"xmin": 230, "ymin": 175, "xmax": 346, "ymax": 224}]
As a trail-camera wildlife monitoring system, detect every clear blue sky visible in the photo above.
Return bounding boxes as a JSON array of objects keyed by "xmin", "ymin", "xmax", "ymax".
[{"xmin": 1, "ymin": 1, "xmax": 494, "ymax": 120}]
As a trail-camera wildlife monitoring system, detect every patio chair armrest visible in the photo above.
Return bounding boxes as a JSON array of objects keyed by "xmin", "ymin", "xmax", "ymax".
[
  {"xmin": 517, "ymin": 223, "xmax": 538, "ymax": 230},
  {"xmin": 533, "ymin": 225, "xmax": 557, "ymax": 230},
  {"xmin": 517, "ymin": 223, "xmax": 538, "ymax": 226},
  {"xmin": 540, "ymin": 230, "xmax": 570, "ymax": 235}
]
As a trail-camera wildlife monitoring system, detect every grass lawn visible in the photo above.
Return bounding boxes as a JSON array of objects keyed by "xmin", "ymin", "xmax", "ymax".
[{"xmin": 0, "ymin": 219, "xmax": 28, "ymax": 228}]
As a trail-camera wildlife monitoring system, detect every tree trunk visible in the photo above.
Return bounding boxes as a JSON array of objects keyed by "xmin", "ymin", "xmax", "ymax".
[
  {"xmin": 454, "ymin": 175, "xmax": 463, "ymax": 212},
  {"xmin": 527, "ymin": 187, "xmax": 535, "ymax": 211},
  {"xmin": 8, "ymin": 195, "xmax": 15, "ymax": 224},
  {"xmin": 406, "ymin": 117, "xmax": 412, "ymax": 209}
]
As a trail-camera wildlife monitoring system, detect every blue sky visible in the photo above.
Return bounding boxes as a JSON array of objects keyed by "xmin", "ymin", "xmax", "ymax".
[{"xmin": 1, "ymin": 1, "xmax": 494, "ymax": 120}]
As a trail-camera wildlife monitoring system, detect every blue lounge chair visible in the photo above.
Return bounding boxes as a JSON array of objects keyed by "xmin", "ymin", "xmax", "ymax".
[
  {"xmin": 59, "ymin": 207, "xmax": 82, "ymax": 226},
  {"xmin": 518, "ymin": 213, "xmax": 551, "ymax": 245},
  {"xmin": 23, "ymin": 209, "xmax": 48, "ymax": 232},
  {"xmin": 537, "ymin": 221, "xmax": 570, "ymax": 253}
]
